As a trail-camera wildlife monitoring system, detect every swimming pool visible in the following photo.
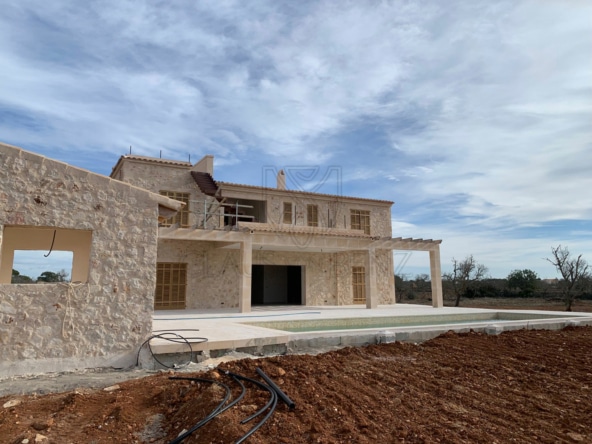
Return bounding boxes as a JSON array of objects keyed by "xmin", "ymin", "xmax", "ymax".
[{"xmin": 243, "ymin": 312, "xmax": 579, "ymax": 333}]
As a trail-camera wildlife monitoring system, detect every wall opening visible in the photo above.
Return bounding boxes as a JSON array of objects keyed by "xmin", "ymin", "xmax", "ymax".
[
  {"xmin": 0, "ymin": 226, "xmax": 92, "ymax": 284},
  {"xmin": 223, "ymin": 199, "xmax": 267, "ymax": 226},
  {"xmin": 251, "ymin": 265, "xmax": 302, "ymax": 305},
  {"xmin": 11, "ymin": 250, "xmax": 73, "ymax": 283}
]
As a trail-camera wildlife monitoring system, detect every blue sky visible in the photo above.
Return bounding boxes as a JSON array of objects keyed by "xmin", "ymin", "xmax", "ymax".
[{"xmin": 2, "ymin": 0, "xmax": 592, "ymax": 280}]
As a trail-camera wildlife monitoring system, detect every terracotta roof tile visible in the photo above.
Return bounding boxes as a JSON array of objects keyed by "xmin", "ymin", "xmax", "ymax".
[
  {"xmin": 218, "ymin": 181, "xmax": 394, "ymax": 205},
  {"xmin": 120, "ymin": 155, "xmax": 192, "ymax": 167}
]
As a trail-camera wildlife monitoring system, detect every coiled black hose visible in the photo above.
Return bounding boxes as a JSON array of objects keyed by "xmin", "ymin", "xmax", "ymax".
[{"xmin": 136, "ymin": 330, "xmax": 207, "ymax": 369}]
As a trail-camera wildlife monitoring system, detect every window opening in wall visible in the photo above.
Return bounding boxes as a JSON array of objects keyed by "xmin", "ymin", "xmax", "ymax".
[
  {"xmin": 307, "ymin": 204, "xmax": 319, "ymax": 227},
  {"xmin": 155, "ymin": 262, "xmax": 187, "ymax": 309},
  {"xmin": 283, "ymin": 202, "xmax": 293, "ymax": 224},
  {"xmin": 352, "ymin": 266, "xmax": 366, "ymax": 304},
  {"xmin": 222, "ymin": 199, "xmax": 266, "ymax": 227},
  {"xmin": 0, "ymin": 226, "xmax": 92, "ymax": 284},
  {"xmin": 351, "ymin": 209, "xmax": 370, "ymax": 234},
  {"xmin": 160, "ymin": 191, "xmax": 190, "ymax": 227},
  {"xmin": 11, "ymin": 250, "xmax": 72, "ymax": 283}
]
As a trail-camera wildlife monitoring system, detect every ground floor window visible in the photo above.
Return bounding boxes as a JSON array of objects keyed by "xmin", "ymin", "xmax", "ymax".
[
  {"xmin": 155, "ymin": 262, "xmax": 187, "ymax": 309},
  {"xmin": 352, "ymin": 266, "xmax": 366, "ymax": 304}
]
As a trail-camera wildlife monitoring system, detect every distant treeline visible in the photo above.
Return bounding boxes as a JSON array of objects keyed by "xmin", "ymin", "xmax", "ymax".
[
  {"xmin": 11, "ymin": 269, "xmax": 69, "ymax": 284},
  {"xmin": 395, "ymin": 273, "xmax": 592, "ymax": 302}
]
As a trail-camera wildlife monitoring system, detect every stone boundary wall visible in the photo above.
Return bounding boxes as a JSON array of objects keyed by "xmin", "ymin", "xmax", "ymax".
[{"xmin": 0, "ymin": 144, "xmax": 161, "ymax": 377}]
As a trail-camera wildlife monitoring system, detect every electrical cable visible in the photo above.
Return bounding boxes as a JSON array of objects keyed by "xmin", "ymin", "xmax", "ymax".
[{"xmin": 44, "ymin": 229, "xmax": 57, "ymax": 257}]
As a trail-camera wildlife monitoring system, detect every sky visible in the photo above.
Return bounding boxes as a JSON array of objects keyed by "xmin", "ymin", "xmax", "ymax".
[{"xmin": 1, "ymin": 0, "xmax": 591, "ymax": 280}]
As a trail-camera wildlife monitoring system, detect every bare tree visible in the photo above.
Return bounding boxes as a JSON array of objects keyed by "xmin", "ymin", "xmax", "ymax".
[
  {"xmin": 546, "ymin": 245, "xmax": 590, "ymax": 311},
  {"xmin": 444, "ymin": 255, "xmax": 488, "ymax": 307}
]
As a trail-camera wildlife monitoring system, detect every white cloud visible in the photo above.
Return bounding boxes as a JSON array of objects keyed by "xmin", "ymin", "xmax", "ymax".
[{"xmin": 1, "ymin": 0, "xmax": 591, "ymax": 277}]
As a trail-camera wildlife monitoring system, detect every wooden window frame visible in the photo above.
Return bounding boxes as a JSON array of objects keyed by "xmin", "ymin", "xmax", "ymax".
[
  {"xmin": 283, "ymin": 202, "xmax": 293, "ymax": 224},
  {"xmin": 307, "ymin": 204, "xmax": 319, "ymax": 227},
  {"xmin": 352, "ymin": 266, "xmax": 366, "ymax": 304},
  {"xmin": 160, "ymin": 191, "xmax": 190, "ymax": 227},
  {"xmin": 350, "ymin": 209, "xmax": 370, "ymax": 235},
  {"xmin": 155, "ymin": 262, "xmax": 187, "ymax": 310}
]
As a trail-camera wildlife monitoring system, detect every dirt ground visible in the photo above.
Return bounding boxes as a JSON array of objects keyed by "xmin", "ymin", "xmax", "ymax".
[{"xmin": 2, "ymin": 325, "xmax": 592, "ymax": 444}]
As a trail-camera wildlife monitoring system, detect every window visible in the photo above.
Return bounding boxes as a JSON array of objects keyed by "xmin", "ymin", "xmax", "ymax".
[
  {"xmin": 160, "ymin": 191, "xmax": 190, "ymax": 227},
  {"xmin": 352, "ymin": 266, "xmax": 366, "ymax": 304},
  {"xmin": 283, "ymin": 202, "xmax": 293, "ymax": 224},
  {"xmin": 350, "ymin": 209, "xmax": 370, "ymax": 234},
  {"xmin": 307, "ymin": 204, "xmax": 319, "ymax": 227},
  {"xmin": 155, "ymin": 263, "xmax": 187, "ymax": 309}
]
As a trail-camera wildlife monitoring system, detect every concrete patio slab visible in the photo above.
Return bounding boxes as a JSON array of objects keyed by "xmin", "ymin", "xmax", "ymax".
[{"xmin": 150, "ymin": 304, "xmax": 592, "ymax": 357}]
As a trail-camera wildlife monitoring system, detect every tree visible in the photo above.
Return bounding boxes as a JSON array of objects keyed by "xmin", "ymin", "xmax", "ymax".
[
  {"xmin": 444, "ymin": 255, "xmax": 488, "ymax": 307},
  {"xmin": 394, "ymin": 275, "xmax": 407, "ymax": 302},
  {"xmin": 546, "ymin": 245, "xmax": 591, "ymax": 311},
  {"xmin": 11, "ymin": 269, "xmax": 34, "ymax": 284},
  {"xmin": 36, "ymin": 269, "xmax": 69, "ymax": 283},
  {"xmin": 507, "ymin": 269, "xmax": 539, "ymax": 297}
]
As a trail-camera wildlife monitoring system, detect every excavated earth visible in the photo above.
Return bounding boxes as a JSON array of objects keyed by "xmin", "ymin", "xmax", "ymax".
[{"xmin": 1, "ymin": 326, "xmax": 592, "ymax": 444}]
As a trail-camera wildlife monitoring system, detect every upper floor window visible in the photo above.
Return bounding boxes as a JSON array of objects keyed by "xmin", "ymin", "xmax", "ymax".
[
  {"xmin": 307, "ymin": 204, "xmax": 319, "ymax": 227},
  {"xmin": 283, "ymin": 202, "xmax": 293, "ymax": 224},
  {"xmin": 350, "ymin": 209, "xmax": 370, "ymax": 234},
  {"xmin": 160, "ymin": 191, "xmax": 190, "ymax": 227}
]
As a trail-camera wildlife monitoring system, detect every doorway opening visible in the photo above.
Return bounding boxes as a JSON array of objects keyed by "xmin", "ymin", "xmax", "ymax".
[{"xmin": 251, "ymin": 265, "xmax": 302, "ymax": 305}]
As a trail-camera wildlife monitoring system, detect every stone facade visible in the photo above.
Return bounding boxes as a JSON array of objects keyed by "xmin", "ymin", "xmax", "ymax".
[
  {"xmin": 112, "ymin": 155, "xmax": 398, "ymax": 311},
  {"xmin": 154, "ymin": 241, "xmax": 395, "ymax": 309},
  {"xmin": 0, "ymin": 143, "xmax": 180, "ymax": 377}
]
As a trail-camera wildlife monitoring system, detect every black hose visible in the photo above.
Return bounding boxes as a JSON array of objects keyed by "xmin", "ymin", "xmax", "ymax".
[
  {"xmin": 173, "ymin": 375, "xmax": 247, "ymax": 417},
  {"xmin": 167, "ymin": 377, "xmax": 232, "ymax": 444},
  {"xmin": 256, "ymin": 368, "xmax": 295, "ymax": 409},
  {"xmin": 224, "ymin": 371, "xmax": 278, "ymax": 444}
]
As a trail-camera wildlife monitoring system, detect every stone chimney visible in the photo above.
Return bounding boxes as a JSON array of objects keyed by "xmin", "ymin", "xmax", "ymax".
[
  {"xmin": 277, "ymin": 169, "xmax": 286, "ymax": 190},
  {"xmin": 192, "ymin": 155, "xmax": 214, "ymax": 175}
]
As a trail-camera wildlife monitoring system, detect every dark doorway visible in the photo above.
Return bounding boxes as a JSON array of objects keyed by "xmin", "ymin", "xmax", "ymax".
[{"xmin": 251, "ymin": 265, "xmax": 302, "ymax": 305}]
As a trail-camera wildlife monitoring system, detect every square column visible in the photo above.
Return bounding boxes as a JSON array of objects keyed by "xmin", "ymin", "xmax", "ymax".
[
  {"xmin": 429, "ymin": 245, "xmax": 443, "ymax": 308},
  {"xmin": 239, "ymin": 237, "xmax": 252, "ymax": 313},
  {"xmin": 365, "ymin": 248, "xmax": 378, "ymax": 309}
]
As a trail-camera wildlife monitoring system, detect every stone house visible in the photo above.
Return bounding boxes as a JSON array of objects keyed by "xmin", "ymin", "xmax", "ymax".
[
  {"xmin": 0, "ymin": 143, "xmax": 183, "ymax": 377},
  {"xmin": 110, "ymin": 154, "xmax": 443, "ymax": 312}
]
